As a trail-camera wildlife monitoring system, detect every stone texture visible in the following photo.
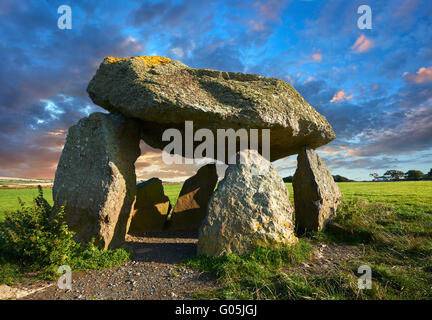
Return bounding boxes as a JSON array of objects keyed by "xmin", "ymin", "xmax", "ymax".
[
  {"xmin": 197, "ymin": 150, "xmax": 297, "ymax": 257},
  {"xmin": 293, "ymin": 146, "xmax": 342, "ymax": 232},
  {"xmin": 167, "ymin": 163, "xmax": 218, "ymax": 231},
  {"xmin": 87, "ymin": 56, "xmax": 336, "ymax": 162},
  {"xmin": 127, "ymin": 178, "xmax": 171, "ymax": 234},
  {"xmin": 53, "ymin": 112, "xmax": 141, "ymax": 249}
]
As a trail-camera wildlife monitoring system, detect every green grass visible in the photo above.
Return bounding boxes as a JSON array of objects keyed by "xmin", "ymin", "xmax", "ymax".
[
  {"xmin": 184, "ymin": 181, "xmax": 432, "ymax": 300},
  {"xmin": 0, "ymin": 184, "xmax": 181, "ymax": 222},
  {"xmin": 163, "ymin": 183, "xmax": 182, "ymax": 207},
  {"xmin": 1, "ymin": 181, "xmax": 431, "ymax": 299},
  {"xmin": 0, "ymin": 188, "xmax": 53, "ymax": 222},
  {"xmin": 182, "ymin": 240, "xmax": 315, "ymax": 299}
]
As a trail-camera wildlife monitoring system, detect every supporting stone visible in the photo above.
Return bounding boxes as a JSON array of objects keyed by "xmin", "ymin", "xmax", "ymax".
[
  {"xmin": 167, "ymin": 163, "xmax": 218, "ymax": 231},
  {"xmin": 198, "ymin": 150, "xmax": 297, "ymax": 257},
  {"xmin": 127, "ymin": 178, "xmax": 171, "ymax": 234},
  {"xmin": 53, "ymin": 112, "xmax": 141, "ymax": 249},
  {"xmin": 293, "ymin": 146, "xmax": 341, "ymax": 233}
]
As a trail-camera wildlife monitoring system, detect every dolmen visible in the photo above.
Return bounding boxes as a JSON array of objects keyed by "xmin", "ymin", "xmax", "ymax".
[{"xmin": 53, "ymin": 55, "xmax": 341, "ymax": 254}]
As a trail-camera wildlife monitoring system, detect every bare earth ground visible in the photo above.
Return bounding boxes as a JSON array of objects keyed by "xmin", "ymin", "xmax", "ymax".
[
  {"xmin": 19, "ymin": 230, "xmax": 219, "ymax": 300},
  {"xmin": 0, "ymin": 231, "xmax": 363, "ymax": 300},
  {"xmin": 284, "ymin": 243, "xmax": 363, "ymax": 276}
]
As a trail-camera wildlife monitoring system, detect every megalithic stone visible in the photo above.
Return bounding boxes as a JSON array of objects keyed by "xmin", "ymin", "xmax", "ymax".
[
  {"xmin": 293, "ymin": 146, "xmax": 341, "ymax": 233},
  {"xmin": 53, "ymin": 112, "xmax": 141, "ymax": 249},
  {"xmin": 198, "ymin": 150, "xmax": 297, "ymax": 257},
  {"xmin": 87, "ymin": 56, "xmax": 336, "ymax": 162},
  {"xmin": 167, "ymin": 163, "xmax": 218, "ymax": 231},
  {"xmin": 126, "ymin": 178, "xmax": 171, "ymax": 234}
]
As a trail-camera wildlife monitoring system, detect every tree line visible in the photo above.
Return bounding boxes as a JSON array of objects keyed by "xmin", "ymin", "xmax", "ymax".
[
  {"xmin": 282, "ymin": 168, "xmax": 432, "ymax": 183},
  {"xmin": 282, "ymin": 174, "xmax": 353, "ymax": 183},
  {"xmin": 370, "ymin": 168, "xmax": 432, "ymax": 181}
]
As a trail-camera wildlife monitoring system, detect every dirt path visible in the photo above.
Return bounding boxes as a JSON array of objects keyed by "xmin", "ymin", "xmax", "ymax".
[
  {"xmin": 4, "ymin": 232, "xmax": 363, "ymax": 300},
  {"xmin": 20, "ymin": 231, "xmax": 219, "ymax": 300}
]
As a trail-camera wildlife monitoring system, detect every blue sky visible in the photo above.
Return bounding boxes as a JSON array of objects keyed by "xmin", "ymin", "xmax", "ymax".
[{"xmin": 0, "ymin": 0, "xmax": 431, "ymax": 181}]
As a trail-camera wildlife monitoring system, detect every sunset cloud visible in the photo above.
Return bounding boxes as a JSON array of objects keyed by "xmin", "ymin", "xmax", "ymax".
[
  {"xmin": 330, "ymin": 90, "xmax": 353, "ymax": 103},
  {"xmin": 47, "ymin": 129, "xmax": 66, "ymax": 136},
  {"xmin": 311, "ymin": 53, "xmax": 322, "ymax": 62},
  {"xmin": 351, "ymin": 34, "xmax": 374, "ymax": 53},
  {"xmin": 405, "ymin": 66, "xmax": 432, "ymax": 83},
  {"xmin": 253, "ymin": 0, "xmax": 287, "ymax": 22},
  {"xmin": 1, "ymin": 0, "xmax": 431, "ymax": 181}
]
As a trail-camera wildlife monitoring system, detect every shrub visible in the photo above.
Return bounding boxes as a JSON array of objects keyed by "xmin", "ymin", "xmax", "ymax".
[{"xmin": 0, "ymin": 186, "xmax": 130, "ymax": 280}]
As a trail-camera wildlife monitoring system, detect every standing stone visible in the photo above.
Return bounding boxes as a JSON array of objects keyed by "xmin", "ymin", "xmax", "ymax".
[
  {"xmin": 198, "ymin": 150, "xmax": 297, "ymax": 257},
  {"xmin": 293, "ymin": 146, "xmax": 341, "ymax": 232},
  {"xmin": 127, "ymin": 178, "xmax": 171, "ymax": 234},
  {"xmin": 53, "ymin": 112, "xmax": 141, "ymax": 249},
  {"xmin": 168, "ymin": 163, "xmax": 218, "ymax": 230}
]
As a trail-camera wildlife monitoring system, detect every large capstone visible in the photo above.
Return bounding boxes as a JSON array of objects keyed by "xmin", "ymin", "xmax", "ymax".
[
  {"xmin": 293, "ymin": 146, "xmax": 342, "ymax": 232},
  {"xmin": 197, "ymin": 150, "xmax": 297, "ymax": 257},
  {"xmin": 53, "ymin": 112, "xmax": 141, "ymax": 249},
  {"xmin": 127, "ymin": 178, "xmax": 171, "ymax": 234},
  {"xmin": 87, "ymin": 56, "xmax": 336, "ymax": 161},
  {"xmin": 167, "ymin": 163, "xmax": 218, "ymax": 231}
]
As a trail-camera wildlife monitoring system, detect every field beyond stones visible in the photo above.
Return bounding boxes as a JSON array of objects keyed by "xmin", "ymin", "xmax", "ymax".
[
  {"xmin": 1, "ymin": 181, "xmax": 431, "ymax": 221},
  {"xmin": 1, "ymin": 181, "xmax": 431, "ymax": 299}
]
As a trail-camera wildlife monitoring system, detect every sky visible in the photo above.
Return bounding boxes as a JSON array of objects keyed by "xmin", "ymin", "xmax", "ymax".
[{"xmin": 0, "ymin": 0, "xmax": 431, "ymax": 182}]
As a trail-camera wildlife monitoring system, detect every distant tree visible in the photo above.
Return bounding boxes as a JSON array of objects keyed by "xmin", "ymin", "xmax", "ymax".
[
  {"xmin": 333, "ymin": 175, "xmax": 353, "ymax": 182},
  {"xmin": 405, "ymin": 170, "xmax": 424, "ymax": 180},
  {"xmin": 283, "ymin": 176, "xmax": 293, "ymax": 183},
  {"xmin": 425, "ymin": 168, "xmax": 432, "ymax": 180},
  {"xmin": 369, "ymin": 173, "xmax": 379, "ymax": 181},
  {"xmin": 384, "ymin": 170, "xmax": 405, "ymax": 181}
]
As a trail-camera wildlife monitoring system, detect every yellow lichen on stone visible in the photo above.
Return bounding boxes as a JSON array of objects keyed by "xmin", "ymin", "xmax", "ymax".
[{"xmin": 105, "ymin": 56, "xmax": 172, "ymax": 68}]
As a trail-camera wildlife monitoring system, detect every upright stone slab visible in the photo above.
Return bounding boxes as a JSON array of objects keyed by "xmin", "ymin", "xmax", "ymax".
[
  {"xmin": 168, "ymin": 163, "xmax": 218, "ymax": 230},
  {"xmin": 127, "ymin": 178, "xmax": 171, "ymax": 234},
  {"xmin": 53, "ymin": 112, "xmax": 141, "ymax": 249},
  {"xmin": 293, "ymin": 146, "xmax": 341, "ymax": 232},
  {"xmin": 198, "ymin": 150, "xmax": 297, "ymax": 257}
]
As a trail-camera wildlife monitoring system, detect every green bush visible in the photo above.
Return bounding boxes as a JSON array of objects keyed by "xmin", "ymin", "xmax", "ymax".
[{"xmin": 0, "ymin": 186, "xmax": 130, "ymax": 281}]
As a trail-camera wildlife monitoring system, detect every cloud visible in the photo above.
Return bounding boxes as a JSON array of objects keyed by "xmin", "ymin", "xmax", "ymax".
[
  {"xmin": 351, "ymin": 34, "xmax": 374, "ymax": 53},
  {"xmin": 311, "ymin": 53, "xmax": 322, "ymax": 62},
  {"xmin": 170, "ymin": 47, "xmax": 185, "ymax": 58},
  {"xmin": 253, "ymin": 0, "xmax": 288, "ymax": 22},
  {"xmin": 1, "ymin": 0, "xmax": 431, "ymax": 181},
  {"xmin": 350, "ymin": 104, "xmax": 432, "ymax": 157},
  {"xmin": 330, "ymin": 90, "xmax": 353, "ymax": 103},
  {"xmin": 405, "ymin": 66, "xmax": 432, "ymax": 83}
]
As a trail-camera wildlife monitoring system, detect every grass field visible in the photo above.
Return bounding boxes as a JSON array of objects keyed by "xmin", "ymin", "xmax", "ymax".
[
  {"xmin": 182, "ymin": 181, "xmax": 432, "ymax": 299},
  {"xmin": 1, "ymin": 181, "xmax": 432, "ymax": 221},
  {"xmin": 1, "ymin": 181, "xmax": 431, "ymax": 299}
]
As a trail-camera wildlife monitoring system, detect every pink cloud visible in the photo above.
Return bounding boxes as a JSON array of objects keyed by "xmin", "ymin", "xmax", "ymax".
[
  {"xmin": 405, "ymin": 66, "xmax": 432, "ymax": 84},
  {"xmin": 311, "ymin": 53, "xmax": 322, "ymax": 62},
  {"xmin": 253, "ymin": 0, "xmax": 286, "ymax": 22},
  {"xmin": 330, "ymin": 90, "xmax": 353, "ymax": 103},
  {"xmin": 351, "ymin": 34, "xmax": 374, "ymax": 53},
  {"xmin": 304, "ymin": 76, "xmax": 314, "ymax": 84},
  {"xmin": 248, "ymin": 19, "xmax": 267, "ymax": 31}
]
